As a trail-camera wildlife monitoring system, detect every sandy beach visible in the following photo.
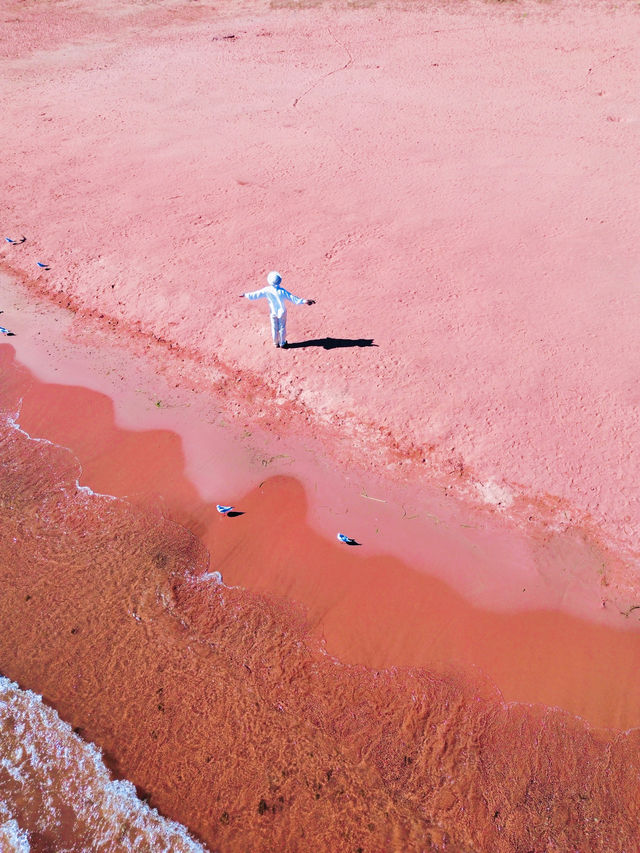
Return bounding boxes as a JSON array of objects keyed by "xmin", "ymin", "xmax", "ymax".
[{"xmin": 2, "ymin": 0, "xmax": 640, "ymax": 850}]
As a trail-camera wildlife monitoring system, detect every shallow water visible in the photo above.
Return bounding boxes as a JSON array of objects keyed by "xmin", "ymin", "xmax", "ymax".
[{"xmin": 1, "ymin": 345, "xmax": 640, "ymax": 851}]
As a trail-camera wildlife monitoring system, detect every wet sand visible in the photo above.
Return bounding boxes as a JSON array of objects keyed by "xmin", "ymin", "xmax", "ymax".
[
  {"xmin": 1, "ymin": 344, "xmax": 640, "ymax": 852},
  {"xmin": 4, "ymin": 342, "xmax": 640, "ymax": 732}
]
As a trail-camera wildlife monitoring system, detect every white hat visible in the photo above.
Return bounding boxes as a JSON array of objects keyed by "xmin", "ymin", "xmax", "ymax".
[{"xmin": 267, "ymin": 271, "xmax": 282, "ymax": 286}]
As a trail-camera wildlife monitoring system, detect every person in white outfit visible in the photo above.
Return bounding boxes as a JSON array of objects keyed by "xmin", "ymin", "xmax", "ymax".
[{"xmin": 240, "ymin": 271, "xmax": 315, "ymax": 348}]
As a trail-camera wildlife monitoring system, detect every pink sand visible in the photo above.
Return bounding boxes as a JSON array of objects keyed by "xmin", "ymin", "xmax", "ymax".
[
  {"xmin": 2, "ymin": 1, "xmax": 640, "ymax": 585},
  {"xmin": 3, "ymin": 0, "xmax": 640, "ymax": 580}
]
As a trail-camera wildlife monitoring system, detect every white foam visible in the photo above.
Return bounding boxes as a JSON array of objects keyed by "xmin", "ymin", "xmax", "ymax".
[
  {"xmin": 6, "ymin": 414, "xmax": 59, "ymax": 448},
  {"xmin": 74, "ymin": 482, "xmax": 117, "ymax": 501},
  {"xmin": 197, "ymin": 570, "xmax": 224, "ymax": 585},
  {"xmin": 2, "ymin": 413, "xmax": 118, "ymax": 502},
  {"xmin": 0, "ymin": 677, "xmax": 205, "ymax": 852},
  {"xmin": 0, "ymin": 818, "xmax": 30, "ymax": 853}
]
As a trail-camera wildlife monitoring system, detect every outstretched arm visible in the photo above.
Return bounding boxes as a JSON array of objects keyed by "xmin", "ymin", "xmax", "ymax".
[
  {"xmin": 240, "ymin": 288, "xmax": 269, "ymax": 300},
  {"xmin": 282, "ymin": 288, "xmax": 315, "ymax": 306}
]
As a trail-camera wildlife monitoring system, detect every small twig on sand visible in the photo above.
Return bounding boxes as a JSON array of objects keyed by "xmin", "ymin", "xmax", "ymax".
[
  {"xmin": 261, "ymin": 454, "xmax": 293, "ymax": 467},
  {"xmin": 401, "ymin": 504, "xmax": 419, "ymax": 520},
  {"xmin": 360, "ymin": 488, "xmax": 386, "ymax": 503}
]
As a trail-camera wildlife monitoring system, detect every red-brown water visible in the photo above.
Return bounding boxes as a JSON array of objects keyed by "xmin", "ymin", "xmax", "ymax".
[{"xmin": 2, "ymin": 343, "xmax": 640, "ymax": 852}]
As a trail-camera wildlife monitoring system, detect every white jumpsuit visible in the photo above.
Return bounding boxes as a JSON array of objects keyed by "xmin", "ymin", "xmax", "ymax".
[{"xmin": 244, "ymin": 284, "xmax": 307, "ymax": 346}]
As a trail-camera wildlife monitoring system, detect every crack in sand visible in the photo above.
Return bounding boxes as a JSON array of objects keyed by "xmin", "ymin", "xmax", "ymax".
[{"xmin": 292, "ymin": 28, "xmax": 354, "ymax": 109}]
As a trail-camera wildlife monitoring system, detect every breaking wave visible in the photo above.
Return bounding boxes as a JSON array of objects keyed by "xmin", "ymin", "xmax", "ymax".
[{"xmin": 0, "ymin": 677, "xmax": 205, "ymax": 852}]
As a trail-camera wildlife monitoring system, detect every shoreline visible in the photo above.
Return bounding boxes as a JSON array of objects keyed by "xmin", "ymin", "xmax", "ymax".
[
  {"xmin": 1, "ymin": 267, "xmax": 638, "ymax": 628},
  {"xmin": 3, "ymin": 0, "xmax": 640, "ymax": 576},
  {"xmin": 2, "ymin": 275, "xmax": 640, "ymax": 731},
  {"xmin": 4, "ymin": 253, "xmax": 639, "ymax": 606}
]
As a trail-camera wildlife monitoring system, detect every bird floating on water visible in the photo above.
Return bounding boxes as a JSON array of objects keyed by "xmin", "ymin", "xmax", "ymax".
[
  {"xmin": 0, "ymin": 326, "xmax": 15, "ymax": 336},
  {"xmin": 5, "ymin": 236, "xmax": 26, "ymax": 244},
  {"xmin": 36, "ymin": 262, "xmax": 50, "ymax": 270},
  {"xmin": 216, "ymin": 504, "xmax": 234, "ymax": 515}
]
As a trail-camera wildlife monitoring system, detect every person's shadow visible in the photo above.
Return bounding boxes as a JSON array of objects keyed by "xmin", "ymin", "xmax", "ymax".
[{"xmin": 285, "ymin": 337, "xmax": 377, "ymax": 350}]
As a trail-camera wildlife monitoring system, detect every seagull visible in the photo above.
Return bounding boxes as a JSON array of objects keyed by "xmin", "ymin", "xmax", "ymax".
[
  {"xmin": 36, "ymin": 262, "xmax": 50, "ymax": 270},
  {"xmin": 5, "ymin": 236, "xmax": 25, "ymax": 244},
  {"xmin": 216, "ymin": 504, "xmax": 234, "ymax": 515},
  {"xmin": 337, "ymin": 532, "xmax": 360, "ymax": 546},
  {"xmin": 0, "ymin": 326, "xmax": 15, "ymax": 336}
]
